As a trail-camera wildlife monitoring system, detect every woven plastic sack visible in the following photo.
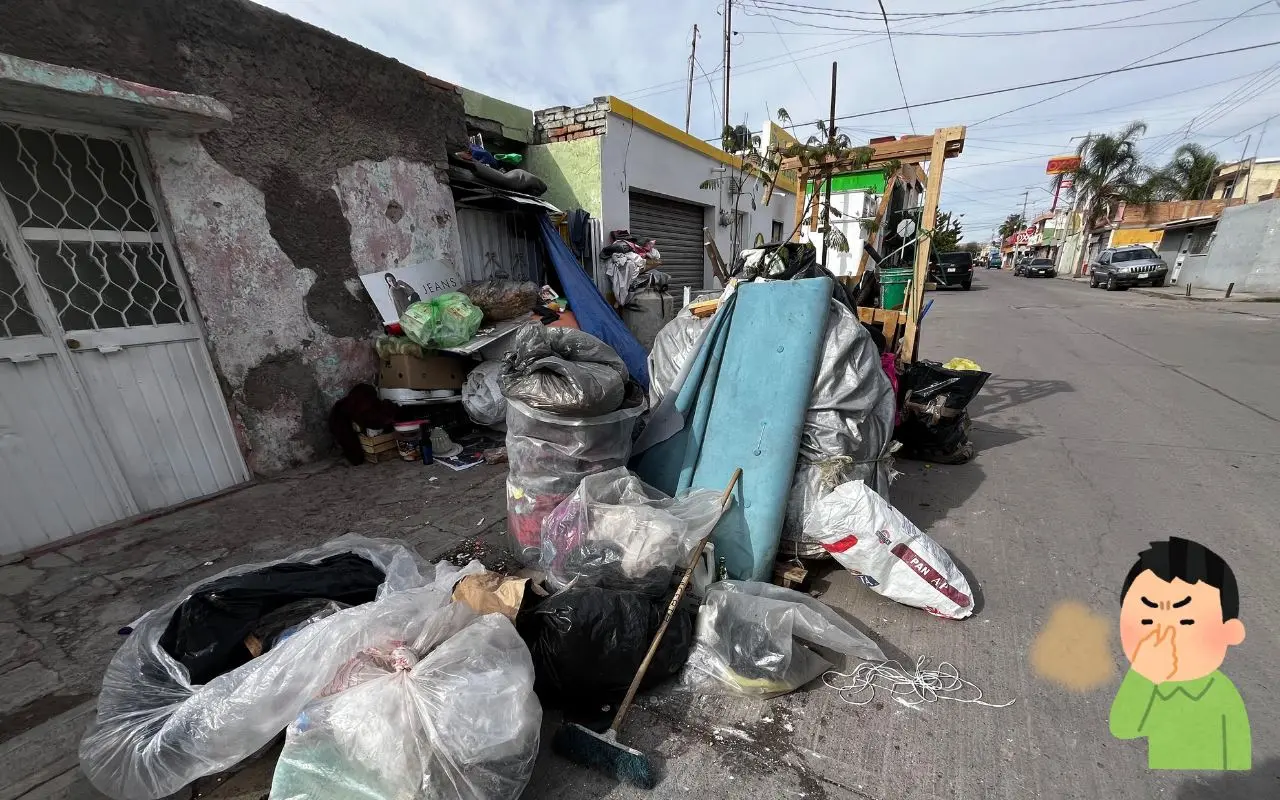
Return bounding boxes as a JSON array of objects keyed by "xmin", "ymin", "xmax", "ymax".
[
  {"xmin": 400, "ymin": 293, "xmax": 483, "ymax": 349},
  {"xmin": 269, "ymin": 610, "xmax": 540, "ymax": 800},
  {"xmin": 539, "ymin": 467, "xmax": 722, "ymax": 595},
  {"xmin": 677, "ymin": 581, "xmax": 884, "ymax": 698},
  {"xmin": 805, "ymin": 480, "xmax": 975, "ymax": 619},
  {"xmin": 79, "ymin": 537, "xmax": 480, "ymax": 799}
]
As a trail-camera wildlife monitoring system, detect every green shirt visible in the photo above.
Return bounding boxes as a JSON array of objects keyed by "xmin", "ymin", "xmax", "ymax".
[{"xmin": 1108, "ymin": 669, "xmax": 1251, "ymax": 770}]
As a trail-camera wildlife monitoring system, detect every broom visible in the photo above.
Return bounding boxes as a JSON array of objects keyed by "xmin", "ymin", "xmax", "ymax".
[{"xmin": 552, "ymin": 467, "xmax": 743, "ymax": 790}]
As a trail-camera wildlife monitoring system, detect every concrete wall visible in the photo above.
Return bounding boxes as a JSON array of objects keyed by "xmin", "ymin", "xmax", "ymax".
[
  {"xmin": 0, "ymin": 0, "xmax": 468, "ymax": 474},
  {"xmin": 1182, "ymin": 199, "xmax": 1280, "ymax": 293},
  {"xmin": 599, "ymin": 113, "xmax": 793, "ymax": 288}
]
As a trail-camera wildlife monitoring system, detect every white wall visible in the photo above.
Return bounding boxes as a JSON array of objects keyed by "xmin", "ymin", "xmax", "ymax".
[{"xmin": 600, "ymin": 113, "xmax": 794, "ymax": 288}]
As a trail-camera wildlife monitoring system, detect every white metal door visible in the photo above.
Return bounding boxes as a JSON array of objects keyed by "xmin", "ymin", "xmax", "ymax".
[{"xmin": 0, "ymin": 116, "xmax": 248, "ymax": 553}]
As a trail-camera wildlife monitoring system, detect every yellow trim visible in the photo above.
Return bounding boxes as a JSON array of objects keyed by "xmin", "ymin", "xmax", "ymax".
[{"xmin": 605, "ymin": 96, "xmax": 799, "ymax": 194}]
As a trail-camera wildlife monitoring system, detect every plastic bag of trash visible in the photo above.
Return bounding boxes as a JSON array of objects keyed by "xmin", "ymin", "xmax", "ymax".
[
  {"xmin": 805, "ymin": 480, "xmax": 974, "ymax": 619},
  {"xmin": 500, "ymin": 324, "xmax": 629, "ymax": 416},
  {"xmin": 400, "ymin": 293, "xmax": 484, "ymax": 349},
  {"xmin": 895, "ymin": 359, "xmax": 991, "ymax": 464},
  {"xmin": 539, "ymin": 467, "xmax": 722, "ymax": 595},
  {"xmin": 462, "ymin": 360, "xmax": 507, "ymax": 428},
  {"xmin": 505, "ymin": 399, "xmax": 644, "ymax": 563},
  {"xmin": 677, "ymin": 581, "xmax": 884, "ymax": 698},
  {"xmin": 269, "ymin": 609, "xmax": 541, "ymax": 800},
  {"xmin": 79, "ymin": 536, "xmax": 481, "ymax": 800},
  {"xmin": 517, "ymin": 585, "xmax": 696, "ymax": 709},
  {"xmin": 462, "ymin": 279, "xmax": 540, "ymax": 322}
]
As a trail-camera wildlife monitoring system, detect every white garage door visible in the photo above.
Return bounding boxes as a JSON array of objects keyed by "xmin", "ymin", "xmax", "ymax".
[{"xmin": 627, "ymin": 192, "xmax": 707, "ymax": 290}]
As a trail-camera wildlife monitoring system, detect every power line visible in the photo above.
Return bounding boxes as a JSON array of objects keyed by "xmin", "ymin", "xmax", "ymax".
[
  {"xmin": 877, "ymin": 0, "xmax": 916, "ymax": 134},
  {"xmin": 763, "ymin": 5, "xmax": 821, "ymax": 104},
  {"xmin": 733, "ymin": 12, "xmax": 1280, "ymax": 36},
  {"xmin": 971, "ymin": 0, "xmax": 1273, "ymax": 127},
  {"xmin": 748, "ymin": 0, "xmax": 1162, "ymax": 21},
  {"xmin": 762, "ymin": 40, "xmax": 1280, "ymax": 135}
]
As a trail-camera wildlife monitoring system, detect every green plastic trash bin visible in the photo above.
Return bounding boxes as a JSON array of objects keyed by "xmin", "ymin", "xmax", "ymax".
[{"xmin": 880, "ymin": 266, "xmax": 913, "ymax": 310}]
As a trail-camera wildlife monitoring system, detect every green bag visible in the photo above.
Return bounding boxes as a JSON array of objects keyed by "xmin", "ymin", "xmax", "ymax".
[{"xmin": 399, "ymin": 293, "xmax": 483, "ymax": 349}]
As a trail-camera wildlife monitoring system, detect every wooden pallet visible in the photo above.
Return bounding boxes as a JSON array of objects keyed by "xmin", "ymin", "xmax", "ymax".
[{"xmin": 856, "ymin": 306, "xmax": 905, "ymax": 351}]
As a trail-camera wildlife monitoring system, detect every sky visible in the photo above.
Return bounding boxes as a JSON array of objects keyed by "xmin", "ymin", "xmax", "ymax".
[{"xmin": 259, "ymin": 0, "xmax": 1280, "ymax": 243}]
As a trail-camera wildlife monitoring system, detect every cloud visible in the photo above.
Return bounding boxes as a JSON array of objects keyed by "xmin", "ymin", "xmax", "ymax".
[{"xmin": 256, "ymin": 0, "xmax": 1280, "ymax": 240}]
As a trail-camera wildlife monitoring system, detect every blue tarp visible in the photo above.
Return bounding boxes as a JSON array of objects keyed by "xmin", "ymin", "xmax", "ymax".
[
  {"xmin": 537, "ymin": 214, "xmax": 649, "ymax": 389},
  {"xmin": 631, "ymin": 278, "xmax": 832, "ymax": 581}
]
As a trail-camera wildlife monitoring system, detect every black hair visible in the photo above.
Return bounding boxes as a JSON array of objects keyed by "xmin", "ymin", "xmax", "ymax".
[{"xmin": 1120, "ymin": 537, "xmax": 1238, "ymax": 621}]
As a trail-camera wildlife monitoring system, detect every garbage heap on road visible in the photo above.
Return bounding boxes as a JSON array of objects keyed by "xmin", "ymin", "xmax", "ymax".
[{"xmin": 81, "ymin": 231, "xmax": 994, "ymax": 798}]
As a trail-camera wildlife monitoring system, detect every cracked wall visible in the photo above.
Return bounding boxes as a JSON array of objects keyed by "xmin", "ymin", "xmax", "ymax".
[{"xmin": 0, "ymin": 0, "xmax": 468, "ymax": 473}]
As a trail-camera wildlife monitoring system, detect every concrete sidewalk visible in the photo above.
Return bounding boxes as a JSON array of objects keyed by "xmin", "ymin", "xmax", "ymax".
[
  {"xmin": 0, "ymin": 457, "xmax": 513, "ymax": 799},
  {"xmin": 1056, "ymin": 273, "xmax": 1280, "ymax": 302}
]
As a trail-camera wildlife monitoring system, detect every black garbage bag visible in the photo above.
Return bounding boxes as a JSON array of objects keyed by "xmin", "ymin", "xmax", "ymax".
[
  {"xmin": 895, "ymin": 360, "xmax": 991, "ymax": 464},
  {"xmin": 158, "ymin": 553, "xmax": 385, "ymax": 684},
  {"xmin": 516, "ymin": 586, "xmax": 696, "ymax": 710},
  {"xmin": 500, "ymin": 325, "xmax": 629, "ymax": 416}
]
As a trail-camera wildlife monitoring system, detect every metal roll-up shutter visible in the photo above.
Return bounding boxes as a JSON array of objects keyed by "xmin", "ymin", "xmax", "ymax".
[{"xmin": 627, "ymin": 192, "xmax": 708, "ymax": 290}]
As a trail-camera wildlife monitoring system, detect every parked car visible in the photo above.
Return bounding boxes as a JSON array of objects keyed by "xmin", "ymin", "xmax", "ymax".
[
  {"xmin": 987, "ymin": 254, "xmax": 1002, "ymax": 269},
  {"xmin": 1089, "ymin": 245, "xmax": 1169, "ymax": 290},
  {"xmin": 934, "ymin": 251, "xmax": 973, "ymax": 290},
  {"xmin": 1013, "ymin": 257, "xmax": 1032, "ymax": 276},
  {"xmin": 1022, "ymin": 257, "xmax": 1056, "ymax": 278}
]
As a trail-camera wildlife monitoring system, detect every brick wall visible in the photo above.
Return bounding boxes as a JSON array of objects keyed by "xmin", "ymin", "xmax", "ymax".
[{"xmin": 534, "ymin": 97, "xmax": 609, "ymax": 143}]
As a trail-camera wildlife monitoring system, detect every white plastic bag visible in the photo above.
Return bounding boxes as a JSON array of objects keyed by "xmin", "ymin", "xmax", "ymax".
[
  {"xmin": 79, "ymin": 536, "xmax": 481, "ymax": 800},
  {"xmin": 269, "ymin": 610, "xmax": 541, "ymax": 800},
  {"xmin": 539, "ymin": 467, "xmax": 723, "ymax": 595},
  {"xmin": 805, "ymin": 480, "xmax": 975, "ymax": 619},
  {"xmin": 677, "ymin": 581, "xmax": 884, "ymax": 697}
]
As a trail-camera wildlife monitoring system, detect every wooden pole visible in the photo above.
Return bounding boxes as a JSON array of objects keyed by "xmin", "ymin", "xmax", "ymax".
[
  {"xmin": 903, "ymin": 128, "xmax": 951, "ymax": 361},
  {"xmin": 821, "ymin": 61, "xmax": 837, "ymax": 268},
  {"xmin": 722, "ymin": 0, "xmax": 732, "ymax": 134},
  {"xmin": 684, "ymin": 24, "xmax": 699, "ymax": 134}
]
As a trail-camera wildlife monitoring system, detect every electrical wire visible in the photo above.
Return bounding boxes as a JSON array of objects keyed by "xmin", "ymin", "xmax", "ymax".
[
  {"xmin": 877, "ymin": 0, "xmax": 917, "ymax": 134},
  {"xmin": 971, "ymin": 0, "xmax": 1274, "ymax": 127},
  {"xmin": 765, "ymin": 40, "xmax": 1280, "ymax": 133},
  {"xmin": 763, "ymin": 6, "xmax": 821, "ymax": 105},
  {"xmin": 750, "ymin": 0, "xmax": 1161, "ymax": 20},
  {"xmin": 823, "ymin": 658, "xmax": 1017, "ymax": 708},
  {"xmin": 733, "ymin": 12, "xmax": 1280, "ymax": 36}
]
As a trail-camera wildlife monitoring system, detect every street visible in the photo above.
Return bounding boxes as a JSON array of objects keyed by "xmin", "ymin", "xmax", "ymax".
[
  {"xmin": 5, "ymin": 272, "xmax": 1279, "ymax": 800},
  {"xmin": 524, "ymin": 271, "xmax": 1280, "ymax": 800}
]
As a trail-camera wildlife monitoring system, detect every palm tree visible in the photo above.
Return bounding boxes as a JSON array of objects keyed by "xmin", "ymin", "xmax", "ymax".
[
  {"xmin": 1065, "ymin": 121, "xmax": 1147, "ymax": 272},
  {"xmin": 1149, "ymin": 143, "xmax": 1221, "ymax": 201},
  {"xmin": 998, "ymin": 213, "xmax": 1025, "ymax": 241}
]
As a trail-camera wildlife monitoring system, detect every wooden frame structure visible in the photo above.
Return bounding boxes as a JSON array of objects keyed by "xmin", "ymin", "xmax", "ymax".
[{"xmin": 784, "ymin": 126, "xmax": 967, "ymax": 362}]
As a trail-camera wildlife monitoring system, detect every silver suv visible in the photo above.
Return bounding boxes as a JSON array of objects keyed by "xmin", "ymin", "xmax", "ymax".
[{"xmin": 1089, "ymin": 245, "xmax": 1168, "ymax": 290}]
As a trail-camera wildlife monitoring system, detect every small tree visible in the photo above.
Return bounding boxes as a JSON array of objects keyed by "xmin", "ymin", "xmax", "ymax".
[
  {"xmin": 962, "ymin": 241, "xmax": 983, "ymax": 256},
  {"xmin": 929, "ymin": 210, "xmax": 964, "ymax": 252}
]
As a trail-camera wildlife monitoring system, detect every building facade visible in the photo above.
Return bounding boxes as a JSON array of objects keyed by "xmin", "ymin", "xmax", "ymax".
[{"xmin": 1209, "ymin": 157, "xmax": 1280, "ymax": 204}]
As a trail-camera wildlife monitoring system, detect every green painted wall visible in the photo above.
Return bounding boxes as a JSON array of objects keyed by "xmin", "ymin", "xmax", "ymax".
[
  {"xmin": 460, "ymin": 88, "xmax": 533, "ymax": 143},
  {"xmin": 526, "ymin": 137, "xmax": 603, "ymax": 216}
]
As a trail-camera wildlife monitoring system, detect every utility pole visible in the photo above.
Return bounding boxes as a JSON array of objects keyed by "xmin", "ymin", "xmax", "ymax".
[
  {"xmin": 1018, "ymin": 189, "xmax": 1029, "ymax": 264},
  {"xmin": 684, "ymin": 24, "xmax": 699, "ymax": 134},
  {"xmin": 722, "ymin": 0, "xmax": 732, "ymax": 134},
  {"xmin": 820, "ymin": 61, "xmax": 837, "ymax": 268},
  {"xmin": 1243, "ymin": 119, "xmax": 1268, "ymax": 202}
]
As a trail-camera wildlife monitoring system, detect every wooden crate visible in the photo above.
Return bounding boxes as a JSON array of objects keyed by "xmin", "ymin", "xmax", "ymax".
[{"xmin": 360, "ymin": 432, "xmax": 398, "ymax": 464}]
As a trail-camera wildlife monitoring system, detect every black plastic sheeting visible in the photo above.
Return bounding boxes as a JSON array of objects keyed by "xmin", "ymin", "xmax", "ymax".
[
  {"xmin": 517, "ymin": 586, "xmax": 696, "ymax": 711},
  {"xmin": 158, "ymin": 554, "xmax": 385, "ymax": 685}
]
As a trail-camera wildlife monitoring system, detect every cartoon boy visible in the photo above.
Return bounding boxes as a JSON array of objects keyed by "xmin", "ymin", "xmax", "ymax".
[{"xmin": 1109, "ymin": 537, "xmax": 1250, "ymax": 770}]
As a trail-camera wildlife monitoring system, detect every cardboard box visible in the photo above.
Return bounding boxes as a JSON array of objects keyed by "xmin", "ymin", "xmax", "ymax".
[{"xmin": 379, "ymin": 353, "xmax": 470, "ymax": 390}]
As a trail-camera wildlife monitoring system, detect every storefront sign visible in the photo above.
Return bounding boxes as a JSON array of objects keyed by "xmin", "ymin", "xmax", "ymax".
[{"xmin": 1046, "ymin": 155, "xmax": 1082, "ymax": 175}]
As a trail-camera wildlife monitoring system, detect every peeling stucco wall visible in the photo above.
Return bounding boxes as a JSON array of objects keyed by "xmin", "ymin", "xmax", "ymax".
[
  {"xmin": 334, "ymin": 158, "xmax": 462, "ymax": 275},
  {"xmin": 526, "ymin": 138, "xmax": 603, "ymax": 217},
  {"xmin": 0, "ymin": 0, "xmax": 469, "ymax": 474}
]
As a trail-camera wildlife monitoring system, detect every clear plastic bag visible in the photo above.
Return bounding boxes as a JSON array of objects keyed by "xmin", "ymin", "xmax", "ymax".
[
  {"xmin": 462, "ymin": 360, "xmax": 507, "ymax": 428},
  {"xmin": 539, "ymin": 467, "xmax": 722, "ymax": 595},
  {"xmin": 269, "ymin": 611, "xmax": 541, "ymax": 800},
  {"xmin": 500, "ymin": 325, "xmax": 629, "ymax": 416},
  {"xmin": 677, "ymin": 581, "xmax": 884, "ymax": 698},
  {"xmin": 79, "ymin": 536, "xmax": 481, "ymax": 800},
  {"xmin": 400, "ymin": 293, "xmax": 484, "ymax": 349},
  {"xmin": 505, "ymin": 399, "xmax": 643, "ymax": 562}
]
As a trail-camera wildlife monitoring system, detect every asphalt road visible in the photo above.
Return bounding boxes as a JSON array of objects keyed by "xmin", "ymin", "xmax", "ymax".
[{"xmin": 527, "ymin": 271, "xmax": 1280, "ymax": 800}]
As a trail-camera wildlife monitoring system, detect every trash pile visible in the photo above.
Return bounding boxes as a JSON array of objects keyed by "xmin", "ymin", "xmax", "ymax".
[{"xmin": 83, "ymin": 237, "xmax": 998, "ymax": 796}]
